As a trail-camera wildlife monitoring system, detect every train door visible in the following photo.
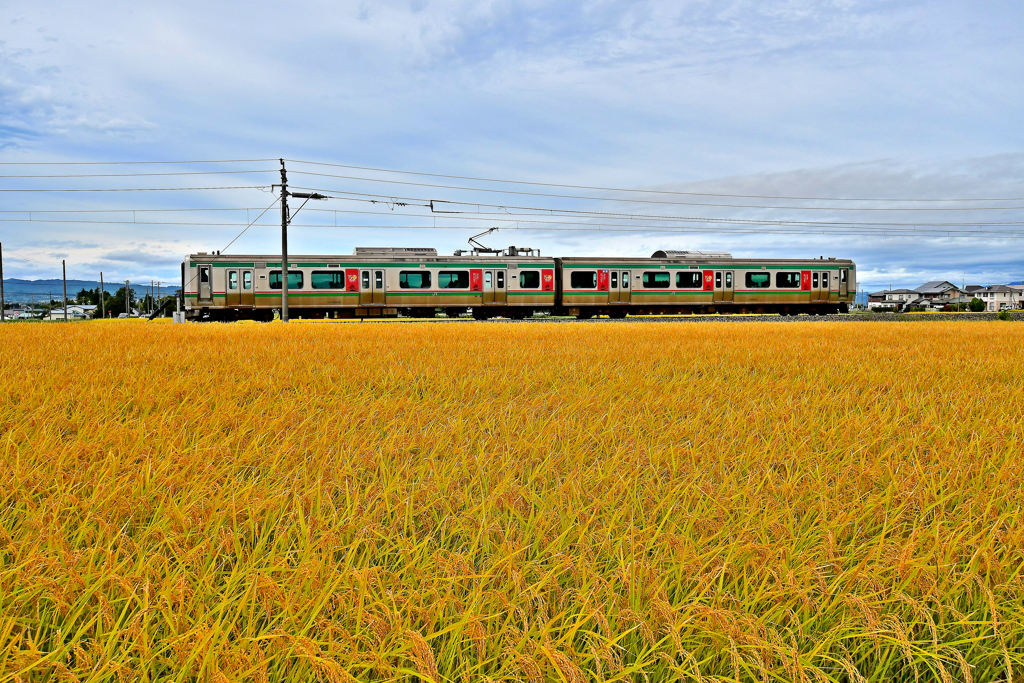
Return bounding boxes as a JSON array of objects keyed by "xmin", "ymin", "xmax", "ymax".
[
  {"xmin": 713, "ymin": 271, "xmax": 724, "ymax": 302},
  {"xmin": 226, "ymin": 269, "xmax": 240, "ymax": 306},
  {"xmin": 373, "ymin": 270, "xmax": 385, "ymax": 305},
  {"xmin": 620, "ymin": 270, "xmax": 631, "ymax": 303},
  {"xmin": 240, "ymin": 269, "xmax": 254, "ymax": 306},
  {"xmin": 812, "ymin": 271, "xmax": 829, "ymax": 302},
  {"xmin": 360, "ymin": 270, "xmax": 372, "ymax": 305},
  {"xmin": 723, "ymin": 271, "xmax": 734, "ymax": 302},
  {"xmin": 839, "ymin": 269, "xmax": 849, "ymax": 297},
  {"xmin": 197, "ymin": 264, "xmax": 213, "ymax": 304},
  {"xmin": 609, "ymin": 270, "xmax": 620, "ymax": 303},
  {"xmin": 495, "ymin": 270, "xmax": 507, "ymax": 304},
  {"xmin": 821, "ymin": 271, "xmax": 831, "ymax": 302},
  {"xmin": 483, "ymin": 271, "xmax": 494, "ymax": 304}
]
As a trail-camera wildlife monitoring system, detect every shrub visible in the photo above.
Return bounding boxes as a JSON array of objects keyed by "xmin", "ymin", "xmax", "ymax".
[
  {"xmin": 969, "ymin": 297, "xmax": 985, "ymax": 312},
  {"xmin": 998, "ymin": 309, "xmax": 1011, "ymax": 320}
]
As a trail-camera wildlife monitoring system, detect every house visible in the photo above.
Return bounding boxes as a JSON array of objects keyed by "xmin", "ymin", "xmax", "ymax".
[
  {"xmin": 972, "ymin": 285, "xmax": 1020, "ymax": 312},
  {"xmin": 867, "ymin": 288, "xmax": 918, "ymax": 310},
  {"xmin": 46, "ymin": 305, "xmax": 97, "ymax": 321},
  {"xmin": 915, "ymin": 281, "xmax": 962, "ymax": 300}
]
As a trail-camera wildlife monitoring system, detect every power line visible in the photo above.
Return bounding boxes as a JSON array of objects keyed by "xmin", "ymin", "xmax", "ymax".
[
  {"xmin": 288, "ymin": 170, "xmax": 1024, "ymax": 211},
  {"xmin": 286, "ymin": 158, "xmax": 1024, "ymax": 203},
  {"xmin": 0, "ymin": 207, "xmax": 266, "ymax": 214},
  {"xmin": 4, "ymin": 212, "xmax": 1024, "ymax": 230},
  {"xmin": 287, "ymin": 185, "xmax": 1024, "ymax": 228},
  {"xmin": 222, "ymin": 198, "xmax": 280, "ymax": 252},
  {"xmin": 3, "ymin": 205, "xmax": 1023, "ymax": 228},
  {"xmin": 0, "ymin": 186, "xmax": 266, "ymax": 193},
  {"xmin": 0, "ymin": 169, "xmax": 276, "ymax": 179},
  {"xmin": 0, "ymin": 159, "xmax": 277, "ymax": 165},
  {"xmin": 2, "ymin": 216, "xmax": 1023, "ymax": 237}
]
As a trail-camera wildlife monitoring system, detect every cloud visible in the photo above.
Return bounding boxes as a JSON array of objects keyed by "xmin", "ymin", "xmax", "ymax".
[
  {"xmin": 101, "ymin": 248, "xmax": 179, "ymax": 266},
  {"xmin": 0, "ymin": 0, "xmax": 1020, "ymax": 288}
]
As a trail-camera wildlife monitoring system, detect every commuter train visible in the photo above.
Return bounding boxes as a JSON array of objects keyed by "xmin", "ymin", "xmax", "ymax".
[{"xmin": 181, "ymin": 247, "xmax": 856, "ymax": 320}]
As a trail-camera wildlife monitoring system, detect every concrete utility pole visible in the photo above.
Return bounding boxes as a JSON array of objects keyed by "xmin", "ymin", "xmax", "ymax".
[
  {"xmin": 125, "ymin": 280, "xmax": 130, "ymax": 316},
  {"xmin": 277, "ymin": 159, "xmax": 327, "ymax": 323},
  {"xmin": 100, "ymin": 272, "xmax": 105, "ymax": 319},
  {"xmin": 0, "ymin": 241, "xmax": 5, "ymax": 323},
  {"xmin": 280, "ymin": 159, "xmax": 290, "ymax": 322},
  {"xmin": 62, "ymin": 260, "xmax": 68, "ymax": 322}
]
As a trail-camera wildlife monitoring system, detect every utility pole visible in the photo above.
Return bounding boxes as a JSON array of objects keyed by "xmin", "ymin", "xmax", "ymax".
[
  {"xmin": 0, "ymin": 241, "xmax": 5, "ymax": 323},
  {"xmin": 277, "ymin": 159, "xmax": 327, "ymax": 323},
  {"xmin": 280, "ymin": 159, "xmax": 290, "ymax": 322},
  {"xmin": 100, "ymin": 272, "xmax": 105, "ymax": 319},
  {"xmin": 126, "ymin": 280, "xmax": 130, "ymax": 317},
  {"xmin": 62, "ymin": 260, "xmax": 68, "ymax": 322}
]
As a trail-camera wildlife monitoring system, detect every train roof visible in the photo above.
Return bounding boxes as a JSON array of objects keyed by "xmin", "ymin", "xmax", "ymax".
[
  {"xmin": 184, "ymin": 253, "xmax": 854, "ymax": 266},
  {"xmin": 559, "ymin": 255, "xmax": 855, "ymax": 265}
]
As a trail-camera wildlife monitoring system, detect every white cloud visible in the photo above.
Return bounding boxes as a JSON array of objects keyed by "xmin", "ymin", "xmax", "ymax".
[{"xmin": 0, "ymin": 0, "xmax": 1021, "ymax": 288}]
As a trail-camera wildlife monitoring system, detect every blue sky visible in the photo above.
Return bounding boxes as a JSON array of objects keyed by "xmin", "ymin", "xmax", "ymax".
[{"xmin": 1, "ymin": 0, "xmax": 1022, "ymax": 292}]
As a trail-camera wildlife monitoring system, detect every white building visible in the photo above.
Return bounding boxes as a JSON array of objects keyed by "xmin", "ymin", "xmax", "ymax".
[
  {"xmin": 973, "ymin": 285, "xmax": 1020, "ymax": 312},
  {"xmin": 46, "ymin": 305, "xmax": 97, "ymax": 321}
]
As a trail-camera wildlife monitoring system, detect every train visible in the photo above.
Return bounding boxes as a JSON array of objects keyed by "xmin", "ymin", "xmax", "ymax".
[{"xmin": 181, "ymin": 247, "xmax": 856, "ymax": 320}]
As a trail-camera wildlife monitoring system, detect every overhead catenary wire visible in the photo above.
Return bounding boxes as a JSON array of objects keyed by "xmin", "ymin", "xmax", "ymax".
[
  {"xmin": 285, "ymin": 186, "xmax": 1024, "ymax": 228},
  {"xmin": 285, "ymin": 157, "xmax": 1024, "ymax": 203},
  {"xmin": 286, "ymin": 170, "xmax": 1024, "ymax": 211},
  {"xmin": 2, "ymin": 216, "xmax": 1023, "ymax": 238},
  {"xmin": 4, "ymin": 205, "xmax": 1024, "ymax": 227}
]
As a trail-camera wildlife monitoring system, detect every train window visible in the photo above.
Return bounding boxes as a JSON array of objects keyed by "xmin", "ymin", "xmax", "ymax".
[
  {"xmin": 484, "ymin": 272, "xmax": 492, "ymax": 288},
  {"xmin": 677, "ymin": 271, "xmax": 702, "ymax": 288},
  {"xmin": 399, "ymin": 271, "xmax": 431, "ymax": 289},
  {"xmin": 496, "ymin": 271, "xmax": 505, "ymax": 288},
  {"xmin": 228, "ymin": 271, "xmax": 238, "ymax": 290},
  {"xmin": 243, "ymin": 271, "xmax": 252, "ymax": 290},
  {"xmin": 725, "ymin": 272, "xmax": 733, "ymax": 288},
  {"xmin": 715, "ymin": 272, "xmax": 722, "ymax": 288},
  {"xmin": 747, "ymin": 273, "xmax": 772, "ymax": 288},
  {"xmin": 775, "ymin": 272, "xmax": 800, "ymax": 288},
  {"xmin": 812, "ymin": 272, "xmax": 819, "ymax": 288},
  {"xmin": 439, "ymin": 271, "xmax": 470, "ymax": 289},
  {"xmin": 520, "ymin": 271, "xmax": 540, "ymax": 288},
  {"xmin": 269, "ymin": 270, "xmax": 304, "ymax": 290},
  {"xmin": 642, "ymin": 272, "xmax": 670, "ymax": 288},
  {"xmin": 822, "ymin": 272, "xmax": 830, "ymax": 289},
  {"xmin": 199, "ymin": 266, "xmax": 210, "ymax": 283},
  {"xmin": 621, "ymin": 271, "xmax": 629, "ymax": 288},
  {"xmin": 610, "ymin": 272, "xmax": 618, "ymax": 288},
  {"xmin": 840, "ymin": 269, "xmax": 848, "ymax": 284},
  {"xmin": 570, "ymin": 271, "xmax": 597, "ymax": 289},
  {"xmin": 361, "ymin": 271, "xmax": 370, "ymax": 289},
  {"xmin": 375, "ymin": 271, "xmax": 384, "ymax": 288},
  {"xmin": 311, "ymin": 271, "xmax": 346, "ymax": 289}
]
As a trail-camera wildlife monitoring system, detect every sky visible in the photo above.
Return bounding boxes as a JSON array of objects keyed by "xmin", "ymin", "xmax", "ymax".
[{"xmin": 1, "ymin": 0, "xmax": 1022, "ymax": 292}]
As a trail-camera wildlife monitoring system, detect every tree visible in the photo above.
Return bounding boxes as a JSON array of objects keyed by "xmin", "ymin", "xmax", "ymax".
[
  {"xmin": 969, "ymin": 297, "xmax": 985, "ymax": 312},
  {"xmin": 96, "ymin": 286, "xmax": 137, "ymax": 318}
]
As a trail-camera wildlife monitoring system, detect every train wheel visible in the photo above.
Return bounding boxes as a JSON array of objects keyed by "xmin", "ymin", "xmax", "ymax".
[{"xmin": 608, "ymin": 309, "xmax": 627, "ymax": 319}]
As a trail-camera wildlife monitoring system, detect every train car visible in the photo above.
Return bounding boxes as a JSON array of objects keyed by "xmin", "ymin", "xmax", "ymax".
[
  {"xmin": 557, "ymin": 250, "xmax": 856, "ymax": 317},
  {"xmin": 182, "ymin": 247, "xmax": 557, "ymax": 320}
]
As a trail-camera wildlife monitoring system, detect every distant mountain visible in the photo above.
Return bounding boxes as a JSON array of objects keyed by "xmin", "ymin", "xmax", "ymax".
[{"xmin": 2, "ymin": 279, "xmax": 176, "ymax": 303}]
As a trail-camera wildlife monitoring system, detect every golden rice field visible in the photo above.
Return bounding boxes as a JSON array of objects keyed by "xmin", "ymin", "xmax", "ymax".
[{"xmin": 2, "ymin": 320, "xmax": 1023, "ymax": 683}]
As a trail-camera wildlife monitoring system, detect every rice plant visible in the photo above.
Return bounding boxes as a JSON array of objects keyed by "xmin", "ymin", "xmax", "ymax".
[{"xmin": 1, "ymin": 321, "xmax": 1022, "ymax": 682}]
